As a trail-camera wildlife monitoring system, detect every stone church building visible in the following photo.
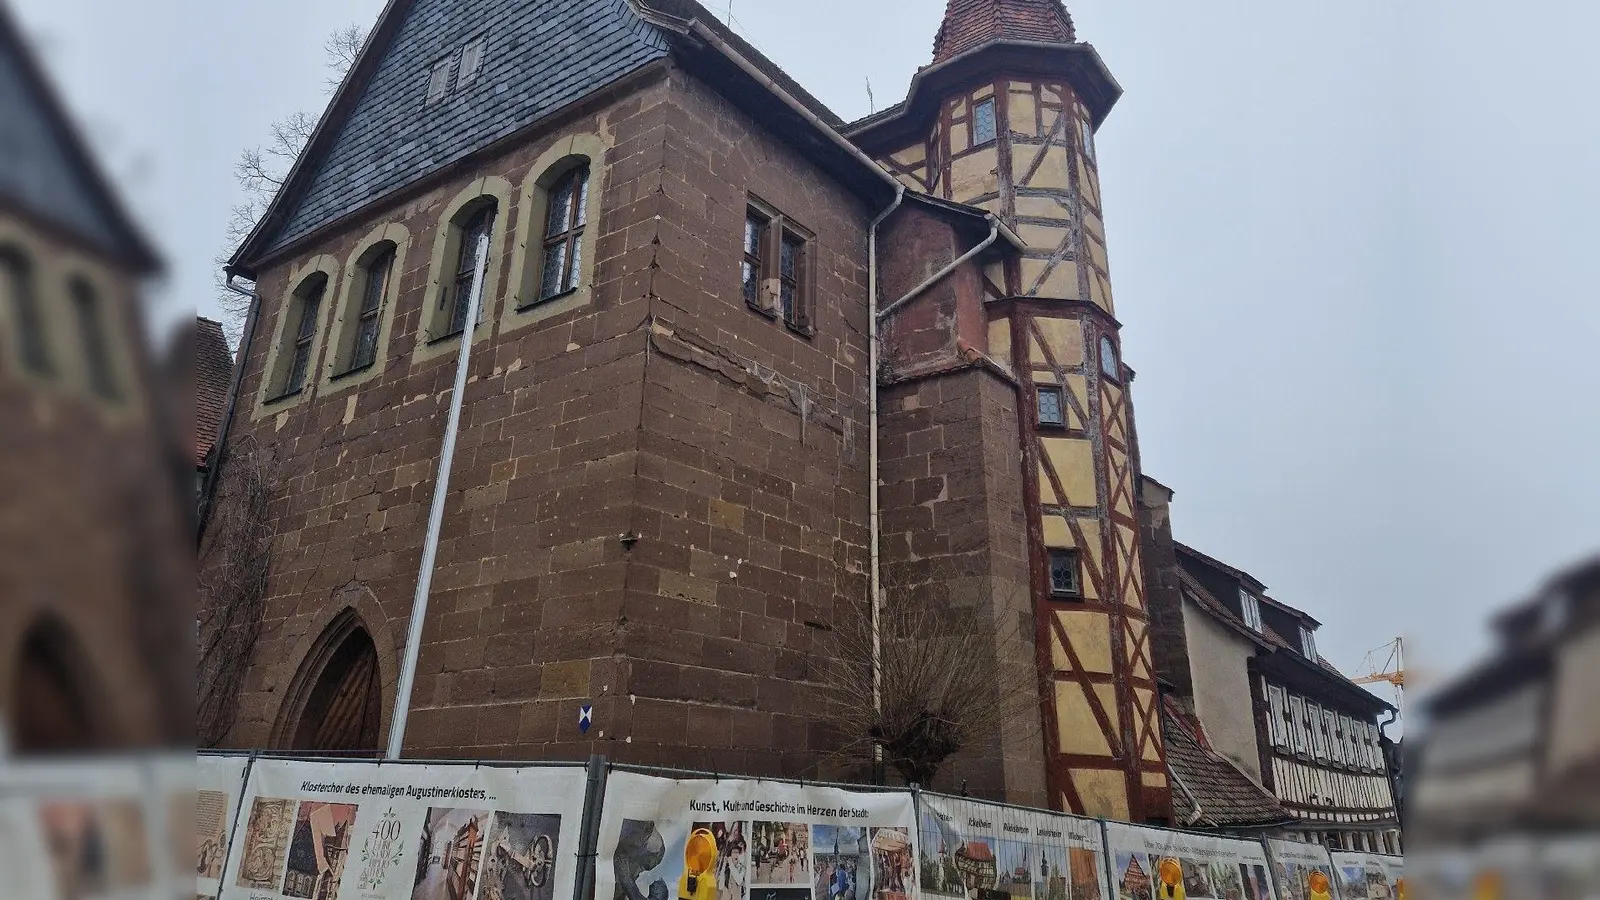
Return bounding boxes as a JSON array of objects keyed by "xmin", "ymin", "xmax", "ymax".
[{"xmin": 206, "ymin": 0, "xmax": 1172, "ymax": 823}]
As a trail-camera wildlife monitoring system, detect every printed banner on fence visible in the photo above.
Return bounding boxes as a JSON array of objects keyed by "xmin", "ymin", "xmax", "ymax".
[
  {"xmin": 0, "ymin": 758, "xmax": 163, "ymax": 900},
  {"xmin": 916, "ymin": 793, "xmax": 1109, "ymax": 900},
  {"xmin": 1326, "ymin": 852, "xmax": 1401, "ymax": 900},
  {"xmin": 197, "ymin": 754, "xmax": 252, "ymax": 900},
  {"xmin": 1264, "ymin": 840, "xmax": 1335, "ymax": 900},
  {"xmin": 595, "ymin": 771, "xmax": 918, "ymax": 900},
  {"xmin": 220, "ymin": 758, "xmax": 587, "ymax": 900},
  {"xmin": 1103, "ymin": 823, "xmax": 1276, "ymax": 900}
]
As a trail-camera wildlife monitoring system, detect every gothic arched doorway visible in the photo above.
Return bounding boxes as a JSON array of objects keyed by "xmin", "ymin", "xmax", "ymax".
[
  {"xmin": 285, "ymin": 615, "xmax": 383, "ymax": 755},
  {"xmin": 10, "ymin": 618, "xmax": 101, "ymax": 754}
]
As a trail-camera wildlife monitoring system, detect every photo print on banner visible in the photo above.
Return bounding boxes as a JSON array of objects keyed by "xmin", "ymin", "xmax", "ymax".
[
  {"xmin": 1327, "ymin": 851, "xmax": 1402, "ymax": 900},
  {"xmin": 198, "ymin": 754, "xmax": 252, "ymax": 900},
  {"xmin": 221, "ymin": 758, "xmax": 586, "ymax": 900},
  {"xmin": 917, "ymin": 794, "xmax": 1108, "ymax": 900},
  {"xmin": 1104, "ymin": 822, "xmax": 1272, "ymax": 900},
  {"xmin": 1266, "ymin": 839, "xmax": 1337, "ymax": 900},
  {"xmin": 596, "ymin": 772, "xmax": 918, "ymax": 900}
]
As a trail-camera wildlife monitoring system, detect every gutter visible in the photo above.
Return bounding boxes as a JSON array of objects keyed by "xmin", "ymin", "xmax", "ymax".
[{"xmin": 197, "ymin": 274, "xmax": 263, "ymax": 542}]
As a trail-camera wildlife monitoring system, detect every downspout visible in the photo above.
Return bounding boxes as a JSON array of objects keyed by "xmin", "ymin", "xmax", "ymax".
[
  {"xmin": 876, "ymin": 215, "xmax": 1002, "ymax": 321},
  {"xmin": 683, "ymin": 19, "xmax": 913, "ymax": 782},
  {"xmin": 197, "ymin": 274, "xmax": 263, "ymax": 542},
  {"xmin": 386, "ymin": 231, "xmax": 492, "ymax": 760},
  {"xmin": 1169, "ymin": 766, "xmax": 1208, "ymax": 827},
  {"xmin": 867, "ymin": 184, "xmax": 905, "ymax": 782}
]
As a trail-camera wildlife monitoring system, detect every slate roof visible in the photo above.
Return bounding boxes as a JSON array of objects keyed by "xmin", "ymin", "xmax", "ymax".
[
  {"xmin": 237, "ymin": 0, "xmax": 672, "ymax": 267},
  {"xmin": 195, "ymin": 317, "xmax": 234, "ymax": 468},
  {"xmin": 1174, "ymin": 541, "xmax": 1322, "ymax": 627},
  {"xmin": 932, "ymin": 0, "xmax": 1076, "ymax": 65},
  {"xmin": 1163, "ymin": 698, "xmax": 1292, "ymax": 829},
  {"xmin": 0, "ymin": 4, "xmax": 158, "ymax": 271}
]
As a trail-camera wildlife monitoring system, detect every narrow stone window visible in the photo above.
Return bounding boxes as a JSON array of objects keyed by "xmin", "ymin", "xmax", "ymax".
[
  {"xmin": 277, "ymin": 274, "xmax": 327, "ymax": 398},
  {"xmin": 972, "ymin": 98, "xmax": 997, "ymax": 146},
  {"xmin": 1036, "ymin": 385, "xmax": 1065, "ymax": 427},
  {"xmin": 438, "ymin": 201, "xmax": 495, "ymax": 338},
  {"xmin": 742, "ymin": 200, "xmax": 813, "ymax": 333},
  {"xmin": 1048, "ymin": 549, "xmax": 1081, "ymax": 598},
  {"xmin": 2, "ymin": 247, "xmax": 51, "ymax": 376},
  {"xmin": 742, "ymin": 208, "xmax": 768, "ymax": 308},
  {"xmin": 69, "ymin": 278, "xmax": 117, "ymax": 399},
  {"xmin": 348, "ymin": 245, "xmax": 393, "ymax": 372},
  {"xmin": 537, "ymin": 166, "xmax": 589, "ymax": 302}
]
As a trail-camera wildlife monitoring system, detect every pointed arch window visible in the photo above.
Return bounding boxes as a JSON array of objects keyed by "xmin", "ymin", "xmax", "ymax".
[
  {"xmin": 69, "ymin": 278, "xmax": 118, "ymax": 399},
  {"xmin": 537, "ymin": 166, "xmax": 589, "ymax": 303},
  {"xmin": 2, "ymin": 246, "xmax": 51, "ymax": 375}
]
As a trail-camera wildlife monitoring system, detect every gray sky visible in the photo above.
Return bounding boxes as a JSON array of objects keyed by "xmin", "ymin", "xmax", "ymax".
[{"xmin": 15, "ymin": 0, "xmax": 1598, "ymax": 698}]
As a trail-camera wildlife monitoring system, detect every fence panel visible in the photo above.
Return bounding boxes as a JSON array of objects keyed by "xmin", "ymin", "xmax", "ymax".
[
  {"xmin": 218, "ymin": 756, "xmax": 588, "ymax": 900},
  {"xmin": 1102, "ymin": 821, "xmax": 1277, "ymax": 900},
  {"xmin": 1263, "ymin": 839, "xmax": 1337, "ymax": 900},
  {"xmin": 196, "ymin": 752, "xmax": 253, "ymax": 899},
  {"xmin": 595, "ymin": 769, "xmax": 918, "ymax": 900},
  {"xmin": 1326, "ymin": 851, "xmax": 1402, "ymax": 900},
  {"xmin": 915, "ymin": 791, "xmax": 1111, "ymax": 900}
]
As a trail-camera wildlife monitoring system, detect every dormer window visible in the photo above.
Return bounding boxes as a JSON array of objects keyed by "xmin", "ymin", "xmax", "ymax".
[
  {"xmin": 1239, "ymin": 588, "xmax": 1263, "ymax": 632},
  {"xmin": 1300, "ymin": 625, "xmax": 1318, "ymax": 659}
]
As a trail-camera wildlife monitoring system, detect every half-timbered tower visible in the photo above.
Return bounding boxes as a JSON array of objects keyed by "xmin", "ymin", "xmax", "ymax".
[{"xmin": 848, "ymin": 0, "xmax": 1169, "ymax": 823}]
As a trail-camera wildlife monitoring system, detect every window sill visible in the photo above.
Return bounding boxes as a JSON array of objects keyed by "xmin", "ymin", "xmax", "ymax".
[
  {"xmin": 331, "ymin": 362, "xmax": 376, "ymax": 382},
  {"xmin": 783, "ymin": 320, "xmax": 814, "ymax": 340},
  {"xmin": 1049, "ymin": 591, "xmax": 1083, "ymax": 601},
  {"xmin": 1036, "ymin": 420, "xmax": 1068, "ymax": 430},
  {"xmin": 517, "ymin": 287, "xmax": 577, "ymax": 311},
  {"xmin": 746, "ymin": 299, "xmax": 778, "ymax": 320},
  {"xmin": 425, "ymin": 324, "xmax": 485, "ymax": 347},
  {"xmin": 264, "ymin": 386, "xmax": 304, "ymax": 405}
]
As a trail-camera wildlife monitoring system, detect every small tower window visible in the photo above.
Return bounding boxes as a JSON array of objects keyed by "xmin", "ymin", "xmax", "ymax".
[
  {"xmin": 1036, "ymin": 386, "xmax": 1064, "ymax": 427},
  {"xmin": 1099, "ymin": 335, "xmax": 1119, "ymax": 380},
  {"xmin": 1048, "ymin": 549, "xmax": 1081, "ymax": 598},
  {"xmin": 972, "ymin": 98, "xmax": 997, "ymax": 146},
  {"xmin": 1081, "ymin": 115, "xmax": 1096, "ymax": 163}
]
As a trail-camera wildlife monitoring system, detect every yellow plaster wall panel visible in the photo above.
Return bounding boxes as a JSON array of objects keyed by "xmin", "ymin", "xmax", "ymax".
[
  {"xmin": 1095, "ymin": 684, "xmax": 1121, "ymax": 734},
  {"xmin": 1042, "ymin": 513, "xmax": 1073, "ymax": 548},
  {"xmin": 1097, "ymin": 273, "xmax": 1114, "ymax": 310},
  {"xmin": 1009, "ymin": 91, "xmax": 1039, "ymax": 137},
  {"xmin": 1083, "ymin": 211, "xmax": 1104, "ymax": 242},
  {"xmin": 950, "ymin": 148, "xmax": 999, "ymax": 201},
  {"xmin": 1090, "ymin": 275, "xmax": 1107, "ymax": 310},
  {"xmin": 988, "ymin": 319, "xmax": 1012, "ymax": 368},
  {"xmin": 1049, "ymin": 629, "xmax": 1071, "ymax": 671},
  {"xmin": 1065, "ymin": 374, "xmax": 1088, "ymax": 416},
  {"xmin": 1034, "ymin": 316, "xmax": 1084, "ymax": 365},
  {"xmin": 894, "ymin": 172, "xmax": 924, "ymax": 191},
  {"xmin": 1088, "ymin": 239, "xmax": 1109, "ymax": 273},
  {"xmin": 1055, "ymin": 682, "xmax": 1113, "ymax": 756},
  {"xmin": 1041, "ymin": 85, "xmax": 1062, "ymax": 103},
  {"xmin": 1037, "ymin": 261, "xmax": 1080, "ymax": 300},
  {"xmin": 983, "ymin": 259, "xmax": 1006, "ymax": 289},
  {"xmin": 1078, "ymin": 159, "xmax": 1100, "ymax": 203},
  {"xmin": 1042, "ymin": 438, "xmax": 1097, "ymax": 507},
  {"xmin": 1033, "ymin": 369, "xmax": 1061, "ymax": 387},
  {"xmin": 973, "ymin": 84, "xmax": 995, "ymax": 101},
  {"xmin": 1019, "ymin": 258, "xmax": 1050, "ymax": 302},
  {"xmin": 1017, "ymin": 146, "xmax": 1071, "ymax": 190},
  {"xmin": 1142, "ymin": 771, "xmax": 1169, "ymax": 788},
  {"xmin": 1058, "ymin": 610, "xmax": 1114, "ymax": 674},
  {"xmin": 1077, "ymin": 518, "xmax": 1104, "ymax": 574},
  {"xmin": 1073, "ymin": 769, "xmax": 1131, "ymax": 821},
  {"xmin": 1102, "ymin": 382, "xmax": 1122, "ymax": 410},
  {"xmin": 1014, "ymin": 196, "xmax": 1066, "ymax": 220},
  {"xmin": 1009, "ymin": 80, "xmax": 1033, "ymax": 94},
  {"xmin": 950, "ymin": 122, "xmax": 970, "ymax": 154},
  {"xmin": 1018, "ymin": 223, "xmax": 1071, "ymax": 253},
  {"xmin": 892, "ymin": 145, "xmax": 927, "ymax": 166}
]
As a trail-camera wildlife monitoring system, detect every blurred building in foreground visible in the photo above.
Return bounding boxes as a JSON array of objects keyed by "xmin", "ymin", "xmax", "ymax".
[
  {"xmin": 1141, "ymin": 478, "xmax": 1403, "ymax": 851},
  {"xmin": 1411, "ymin": 555, "xmax": 1600, "ymax": 840},
  {"xmin": 0, "ymin": 3, "xmax": 191, "ymax": 752}
]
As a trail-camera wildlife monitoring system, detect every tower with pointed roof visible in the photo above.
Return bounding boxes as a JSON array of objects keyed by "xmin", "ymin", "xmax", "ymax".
[{"xmin": 847, "ymin": 0, "xmax": 1170, "ymax": 822}]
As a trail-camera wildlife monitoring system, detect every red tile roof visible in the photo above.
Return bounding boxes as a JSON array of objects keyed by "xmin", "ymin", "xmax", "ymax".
[
  {"xmin": 932, "ymin": 0, "xmax": 1077, "ymax": 65},
  {"xmin": 196, "ymin": 317, "xmax": 233, "ymax": 467},
  {"xmin": 1163, "ymin": 697, "xmax": 1291, "ymax": 828}
]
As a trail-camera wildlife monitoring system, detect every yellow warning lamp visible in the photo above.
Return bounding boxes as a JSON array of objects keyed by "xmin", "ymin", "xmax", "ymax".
[
  {"xmin": 1471, "ymin": 870, "xmax": 1502, "ymax": 900},
  {"xmin": 1307, "ymin": 869, "xmax": 1333, "ymax": 900},
  {"xmin": 1394, "ymin": 877, "xmax": 1405, "ymax": 900},
  {"xmin": 1156, "ymin": 858, "xmax": 1186, "ymax": 900},
  {"xmin": 679, "ymin": 829, "xmax": 720, "ymax": 900}
]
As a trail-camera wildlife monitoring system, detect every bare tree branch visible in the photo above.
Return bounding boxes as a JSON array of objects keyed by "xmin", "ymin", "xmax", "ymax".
[
  {"xmin": 213, "ymin": 25, "xmax": 367, "ymax": 336},
  {"xmin": 811, "ymin": 577, "xmax": 1043, "ymax": 787}
]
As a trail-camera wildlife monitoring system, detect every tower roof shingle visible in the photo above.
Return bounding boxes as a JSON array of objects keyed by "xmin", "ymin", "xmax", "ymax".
[{"xmin": 932, "ymin": 0, "xmax": 1077, "ymax": 64}]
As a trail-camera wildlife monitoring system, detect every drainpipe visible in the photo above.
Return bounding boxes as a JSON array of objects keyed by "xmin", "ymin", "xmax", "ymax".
[
  {"xmin": 197, "ymin": 274, "xmax": 263, "ymax": 542},
  {"xmin": 876, "ymin": 216, "xmax": 1002, "ymax": 321},
  {"xmin": 683, "ymin": 19, "xmax": 913, "ymax": 782},
  {"xmin": 1169, "ymin": 766, "xmax": 1208, "ymax": 827},
  {"xmin": 386, "ymin": 231, "xmax": 492, "ymax": 760},
  {"xmin": 866, "ymin": 183, "xmax": 905, "ymax": 782}
]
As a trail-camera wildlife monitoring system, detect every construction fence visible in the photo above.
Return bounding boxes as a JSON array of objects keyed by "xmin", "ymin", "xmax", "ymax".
[{"xmin": 4, "ymin": 751, "xmax": 1410, "ymax": 900}]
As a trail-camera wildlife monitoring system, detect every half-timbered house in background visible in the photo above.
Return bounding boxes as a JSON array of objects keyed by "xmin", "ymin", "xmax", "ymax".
[{"xmin": 1141, "ymin": 479, "xmax": 1402, "ymax": 850}]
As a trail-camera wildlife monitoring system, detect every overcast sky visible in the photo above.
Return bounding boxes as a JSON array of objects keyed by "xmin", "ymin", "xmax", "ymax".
[{"xmin": 14, "ymin": 0, "xmax": 1598, "ymax": 699}]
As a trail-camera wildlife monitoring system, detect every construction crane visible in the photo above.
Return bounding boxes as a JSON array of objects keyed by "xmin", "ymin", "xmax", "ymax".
[{"xmin": 1352, "ymin": 637, "xmax": 1405, "ymax": 711}]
